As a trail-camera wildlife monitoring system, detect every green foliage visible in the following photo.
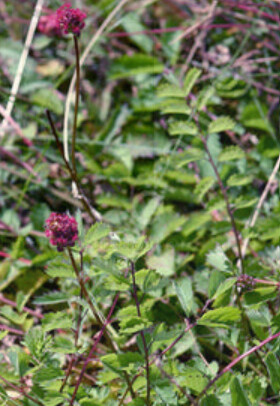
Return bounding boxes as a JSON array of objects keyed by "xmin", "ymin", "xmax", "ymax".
[{"xmin": 1, "ymin": 1, "xmax": 280, "ymax": 405}]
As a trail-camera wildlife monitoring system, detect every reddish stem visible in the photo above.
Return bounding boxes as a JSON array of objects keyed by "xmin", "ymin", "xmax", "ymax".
[
  {"xmin": 0, "ymin": 324, "xmax": 23, "ymax": 335},
  {"xmin": 194, "ymin": 331, "xmax": 280, "ymax": 405}
]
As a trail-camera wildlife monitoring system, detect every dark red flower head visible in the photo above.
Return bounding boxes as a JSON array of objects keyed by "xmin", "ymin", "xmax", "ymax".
[
  {"xmin": 45, "ymin": 213, "xmax": 78, "ymax": 252},
  {"xmin": 56, "ymin": 2, "xmax": 87, "ymax": 35},
  {"xmin": 38, "ymin": 12, "xmax": 62, "ymax": 37}
]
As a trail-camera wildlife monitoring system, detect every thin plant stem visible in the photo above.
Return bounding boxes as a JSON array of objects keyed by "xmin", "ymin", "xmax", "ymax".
[
  {"xmin": 46, "ymin": 110, "xmax": 74, "ymax": 177},
  {"xmin": 71, "ymin": 35, "xmax": 80, "ymax": 180},
  {"xmin": 0, "ymin": 374, "xmax": 44, "ymax": 406},
  {"xmin": 67, "ymin": 248, "xmax": 117, "ymax": 352},
  {"xmin": 69, "ymin": 293, "xmax": 123, "ymax": 405},
  {"xmin": 63, "ymin": 0, "xmax": 130, "ymax": 161},
  {"xmin": 240, "ymin": 152, "xmax": 280, "ymax": 260},
  {"xmin": 46, "ymin": 110, "xmax": 102, "ymax": 223},
  {"xmin": 0, "ymin": 0, "xmax": 44, "ymax": 136},
  {"xmin": 130, "ymin": 260, "xmax": 151, "ymax": 405},
  {"xmin": 200, "ymin": 134, "xmax": 244, "ymax": 274},
  {"xmin": 60, "ymin": 251, "xmax": 85, "ymax": 393},
  {"xmin": 156, "ymin": 358, "xmax": 194, "ymax": 403},
  {"xmin": 68, "ymin": 266, "xmax": 135, "ymax": 404},
  {"xmin": 193, "ymin": 330, "xmax": 280, "ymax": 405},
  {"xmin": 200, "ymin": 133, "xmax": 268, "ymax": 373}
]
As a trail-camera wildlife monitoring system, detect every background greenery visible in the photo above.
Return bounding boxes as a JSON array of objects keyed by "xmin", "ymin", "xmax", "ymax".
[{"xmin": 1, "ymin": 0, "xmax": 280, "ymax": 405}]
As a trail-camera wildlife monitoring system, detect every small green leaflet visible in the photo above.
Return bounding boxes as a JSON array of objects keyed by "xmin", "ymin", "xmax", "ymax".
[
  {"xmin": 227, "ymin": 174, "xmax": 252, "ymax": 187},
  {"xmin": 196, "ymin": 86, "xmax": 215, "ymax": 111},
  {"xmin": 160, "ymin": 99, "xmax": 191, "ymax": 115},
  {"xmin": 42, "ymin": 312, "xmax": 72, "ymax": 332},
  {"xmin": 212, "ymin": 277, "xmax": 237, "ymax": 299},
  {"xmin": 157, "ymin": 83, "xmax": 185, "ymax": 98},
  {"xmin": 84, "ymin": 222, "xmax": 111, "ymax": 245},
  {"xmin": 184, "ymin": 68, "xmax": 201, "ymax": 97},
  {"xmin": 265, "ymin": 352, "xmax": 280, "ymax": 392},
  {"xmin": 207, "ymin": 246, "xmax": 232, "ymax": 273},
  {"xmin": 34, "ymin": 291, "xmax": 71, "ymax": 305},
  {"xmin": 109, "ymin": 54, "xmax": 164, "ymax": 79},
  {"xmin": 194, "ymin": 176, "xmax": 215, "ymax": 201},
  {"xmin": 198, "ymin": 307, "xmax": 241, "ymax": 327},
  {"xmin": 218, "ymin": 146, "xmax": 245, "ymax": 162},
  {"xmin": 176, "ymin": 148, "xmax": 205, "ymax": 167},
  {"xmin": 181, "ymin": 366, "xmax": 208, "ymax": 393},
  {"xmin": 174, "ymin": 278, "xmax": 193, "ymax": 316},
  {"xmin": 208, "ymin": 116, "xmax": 235, "ymax": 134},
  {"xmin": 230, "ymin": 377, "xmax": 251, "ymax": 406},
  {"xmin": 169, "ymin": 120, "xmax": 198, "ymax": 136}
]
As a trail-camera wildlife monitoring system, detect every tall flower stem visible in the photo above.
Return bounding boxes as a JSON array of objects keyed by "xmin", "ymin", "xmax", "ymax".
[
  {"xmin": 71, "ymin": 35, "xmax": 80, "ymax": 181},
  {"xmin": 67, "ymin": 248, "xmax": 117, "ymax": 352},
  {"xmin": 68, "ymin": 266, "xmax": 135, "ymax": 405},
  {"xmin": 130, "ymin": 260, "xmax": 151, "ymax": 406},
  {"xmin": 46, "ymin": 110, "xmax": 102, "ymax": 223},
  {"xmin": 60, "ymin": 252, "xmax": 84, "ymax": 393}
]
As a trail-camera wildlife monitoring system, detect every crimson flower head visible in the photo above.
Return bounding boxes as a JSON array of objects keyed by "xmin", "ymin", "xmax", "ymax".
[
  {"xmin": 38, "ymin": 12, "xmax": 62, "ymax": 36},
  {"xmin": 45, "ymin": 213, "xmax": 78, "ymax": 252},
  {"xmin": 56, "ymin": 2, "xmax": 87, "ymax": 35}
]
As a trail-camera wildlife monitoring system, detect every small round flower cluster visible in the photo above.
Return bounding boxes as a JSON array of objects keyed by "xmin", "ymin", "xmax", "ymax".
[
  {"xmin": 236, "ymin": 274, "xmax": 256, "ymax": 291},
  {"xmin": 45, "ymin": 213, "xmax": 78, "ymax": 252},
  {"xmin": 56, "ymin": 2, "xmax": 87, "ymax": 35},
  {"xmin": 38, "ymin": 12, "xmax": 62, "ymax": 37}
]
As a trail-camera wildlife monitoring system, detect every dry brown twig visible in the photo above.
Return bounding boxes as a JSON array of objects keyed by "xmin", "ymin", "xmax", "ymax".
[{"xmin": 0, "ymin": 0, "xmax": 44, "ymax": 136}]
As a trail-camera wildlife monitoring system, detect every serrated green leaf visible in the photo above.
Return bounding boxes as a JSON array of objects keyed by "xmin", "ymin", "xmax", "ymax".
[
  {"xmin": 160, "ymin": 99, "xmax": 191, "ymax": 115},
  {"xmin": 212, "ymin": 277, "xmax": 237, "ymax": 299},
  {"xmin": 194, "ymin": 177, "xmax": 215, "ymax": 201},
  {"xmin": 183, "ymin": 68, "xmax": 201, "ymax": 97},
  {"xmin": 196, "ymin": 86, "xmax": 215, "ymax": 110},
  {"xmin": 169, "ymin": 120, "xmax": 198, "ymax": 136},
  {"xmin": 234, "ymin": 196, "xmax": 258, "ymax": 209},
  {"xmin": 23, "ymin": 327, "xmax": 49, "ymax": 360},
  {"xmin": 33, "ymin": 291, "xmax": 71, "ymax": 305},
  {"xmin": 208, "ymin": 116, "xmax": 235, "ymax": 134},
  {"xmin": 265, "ymin": 352, "xmax": 280, "ymax": 392},
  {"xmin": 198, "ymin": 307, "xmax": 241, "ymax": 326},
  {"xmin": 207, "ymin": 246, "xmax": 232, "ymax": 273},
  {"xmin": 84, "ymin": 223, "xmax": 111, "ymax": 245},
  {"xmin": 230, "ymin": 377, "xmax": 251, "ymax": 406},
  {"xmin": 218, "ymin": 146, "xmax": 245, "ymax": 162},
  {"xmin": 227, "ymin": 174, "xmax": 252, "ymax": 187},
  {"xmin": 181, "ymin": 366, "xmax": 208, "ymax": 393},
  {"xmin": 42, "ymin": 312, "xmax": 72, "ymax": 332},
  {"xmin": 119, "ymin": 316, "xmax": 152, "ymax": 334},
  {"xmin": 109, "ymin": 54, "xmax": 164, "ymax": 79},
  {"xmin": 157, "ymin": 84, "xmax": 185, "ymax": 98},
  {"xmin": 176, "ymin": 148, "xmax": 205, "ymax": 167},
  {"xmin": 174, "ymin": 278, "xmax": 193, "ymax": 316}
]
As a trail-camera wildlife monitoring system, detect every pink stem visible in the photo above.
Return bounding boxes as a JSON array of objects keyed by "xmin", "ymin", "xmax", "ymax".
[
  {"xmin": 0, "ymin": 324, "xmax": 23, "ymax": 335},
  {"xmin": 0, "ymin": 293, "xmax": 43, "ymax": 319},
  {"xmin": 69, "ymin": 292, "xmax": 120, "ymax": 405},
  {"xmin": 195, "ymin": 331, "xmax": 280, "ymax": 404}
]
